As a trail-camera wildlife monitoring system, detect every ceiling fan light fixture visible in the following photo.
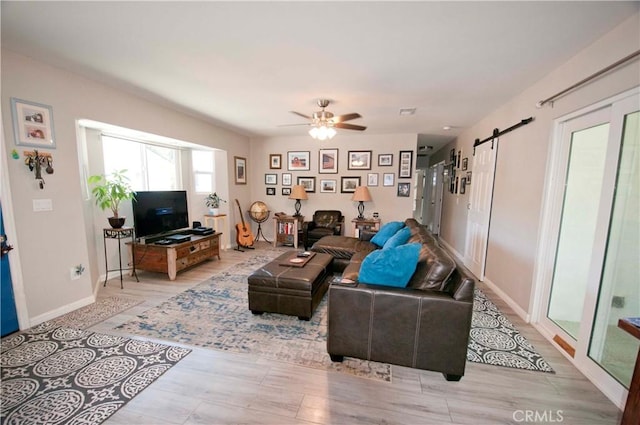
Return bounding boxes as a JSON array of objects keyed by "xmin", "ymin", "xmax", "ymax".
[{"xmin": 309, "ymin": 125, "xmax": 336, "ymax": 140}]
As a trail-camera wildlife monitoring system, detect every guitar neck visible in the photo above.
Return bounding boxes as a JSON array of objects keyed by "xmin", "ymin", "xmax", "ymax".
[{"xmin": 235, "ymin": 199, "xmax": 247, "ymax": 227}]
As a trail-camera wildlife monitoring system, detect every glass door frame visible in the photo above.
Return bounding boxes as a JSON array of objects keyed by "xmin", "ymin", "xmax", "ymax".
[{"xmin": 531, "ymin": 87, "xmax": 639, "ymax": 410}]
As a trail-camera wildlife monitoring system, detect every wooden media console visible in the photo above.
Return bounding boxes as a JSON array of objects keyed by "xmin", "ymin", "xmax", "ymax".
[{"xmin": 129, "ymin": 233, "xmax": 221, "ymax": 280}]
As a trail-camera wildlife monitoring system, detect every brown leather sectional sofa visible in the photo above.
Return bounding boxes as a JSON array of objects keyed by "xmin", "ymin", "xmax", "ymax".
[{"xmin": 311, "ymin": 218, "xmax": 476, "ymax": 381}]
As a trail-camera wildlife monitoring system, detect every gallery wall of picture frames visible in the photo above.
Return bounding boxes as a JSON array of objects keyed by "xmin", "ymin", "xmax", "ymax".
[
  {"xmin": 447, "ymin": 148, "xmax": 470, "ymax": 195},
  {"xmin": 263, "ymin": 148, "xmax": 414, "ymax": 197}
]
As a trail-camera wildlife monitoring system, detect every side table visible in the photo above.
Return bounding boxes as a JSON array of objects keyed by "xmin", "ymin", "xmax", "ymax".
[
  {"xmin": 351, "ymin": 218, "xmax": 381, "ymax": 238},
  {"xmin": 273, "ymin": 215, "xmax": 304, "ymax": 248},
  {"xmin": 103, "ymin": 227, "xmax": 138, "ymax": 288},
  {"xmin": 204, "ymin": 213, "xmax": 229, "ymax": 249}
]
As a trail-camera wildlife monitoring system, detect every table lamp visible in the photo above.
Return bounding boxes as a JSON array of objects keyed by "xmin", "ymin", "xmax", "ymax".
[
  {"xmin": 288, "ymin": 185, "xmax": 308, "ymax": 217},
  {"xmin": 351, "ymin": 186, "xmax": 372, "ymax": 220}
]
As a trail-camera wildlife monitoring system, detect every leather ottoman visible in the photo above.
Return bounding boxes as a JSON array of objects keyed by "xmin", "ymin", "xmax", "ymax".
[{"xmin": 248, "ymin": 251, "xmax": 333, "ymax": 320}]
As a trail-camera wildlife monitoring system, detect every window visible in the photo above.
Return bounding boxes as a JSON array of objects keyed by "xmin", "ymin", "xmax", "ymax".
[
  {"xmin": 192, "ymin": 150, "xmax": 214, "ymax": 193},
  {"xmin": 102, "ymin": 135, "xmax": 181, "ymax": 191}
]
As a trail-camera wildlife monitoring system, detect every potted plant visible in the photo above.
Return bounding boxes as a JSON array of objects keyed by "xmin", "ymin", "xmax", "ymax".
[
  {"xmin": 88, "ymin": 169, "xmax": 136, "ymax": 228},
  {"xmin": 205, "ymin": 192, "xmax": 226, "ymax": 215}
]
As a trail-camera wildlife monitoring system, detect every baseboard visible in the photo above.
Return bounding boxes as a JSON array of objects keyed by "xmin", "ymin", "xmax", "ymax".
[{"xmin": 30, "ymin": 294, "xmax": 95, "ymax": 327}]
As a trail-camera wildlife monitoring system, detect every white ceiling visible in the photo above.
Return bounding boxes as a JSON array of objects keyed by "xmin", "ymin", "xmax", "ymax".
[{"xmin": 2, "ymin": 1, "xmax": 638, "ymax": 151}]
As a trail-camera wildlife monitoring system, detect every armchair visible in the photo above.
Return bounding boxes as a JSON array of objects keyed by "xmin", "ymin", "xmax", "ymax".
[{"xmin": 302, "ymin": 210, "xmax": 344, "ymax": 249}]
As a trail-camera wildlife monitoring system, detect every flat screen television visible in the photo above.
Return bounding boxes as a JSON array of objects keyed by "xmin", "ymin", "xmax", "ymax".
[{"xmin": 132, "ymin": 191, "xmax": 189, "ymax": 239}]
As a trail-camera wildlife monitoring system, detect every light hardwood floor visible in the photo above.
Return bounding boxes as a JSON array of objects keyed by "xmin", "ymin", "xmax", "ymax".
[{"xmin": 93, "ymin": 242, "xmax": 622, "ymax": 425}]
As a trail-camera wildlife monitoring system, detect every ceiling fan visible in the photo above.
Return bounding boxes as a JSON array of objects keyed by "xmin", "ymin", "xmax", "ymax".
[{"xmin": 283, "ymin": 99, "xmax": 366, "ymax": 139}]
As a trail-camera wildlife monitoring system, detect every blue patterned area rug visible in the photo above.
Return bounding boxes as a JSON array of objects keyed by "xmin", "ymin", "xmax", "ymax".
[
  {"xmin": 0, "ymin": 322, "xmax": 191, "ymax": 425},
  {"xmin": 116, "ymin": 250, "xmax": 554, "ymax": 381},
  {"xmin": 469, "ymin": 290, "xmax": 554, "ymax": 373}
]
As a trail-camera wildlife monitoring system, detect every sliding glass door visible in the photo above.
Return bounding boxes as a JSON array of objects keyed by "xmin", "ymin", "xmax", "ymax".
[{"xmin": 538, "ymin": 88, "xmax": 639, "ymax": 407}]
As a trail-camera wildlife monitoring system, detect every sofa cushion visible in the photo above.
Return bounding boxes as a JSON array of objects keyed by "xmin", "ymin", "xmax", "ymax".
[
  {"xmin": 342, "ymin": 250, "xmax": 369, "ymax": 281},
  {"xmin": 370, "ymin": 221, "xmax": 405, "ymax": 247},
  {"xmin": 383, "ymin": 226, "xmax": 412, "ymax": 249},
  {"xmin": 359, "ymin": 243, "xmax": 421, "ymax": 287},
  {"xmin": 407, "ymin": 244, "xmax": 456, "ymax": 291}
]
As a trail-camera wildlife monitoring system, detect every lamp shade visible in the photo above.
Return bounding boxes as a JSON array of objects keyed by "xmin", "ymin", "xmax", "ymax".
[
  {"xmin": 289, "ymin": 185, "xmax": 308, "ymax": 200},
  {"xmin": 351, "ymin": 186, "xmax": 372, "ymax": 202}
]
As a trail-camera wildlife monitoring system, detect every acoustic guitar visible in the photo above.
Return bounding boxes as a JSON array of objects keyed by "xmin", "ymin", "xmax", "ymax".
[{"xmin": 234, "ymin": 199, "xmax": 255, "ymax": 249}]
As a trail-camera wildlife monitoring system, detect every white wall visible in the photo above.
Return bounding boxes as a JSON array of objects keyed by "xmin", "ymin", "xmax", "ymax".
[
  {"xmin": 1, "ymin": 49, "xmax": 250, "ymax": 325},
  {"xmin": 431, "ymin": 13, "xmax": 640, "ymax": 315},
  {"xmin": 249, "ymin": 133, "xmax": 417, "ymax": 239}
]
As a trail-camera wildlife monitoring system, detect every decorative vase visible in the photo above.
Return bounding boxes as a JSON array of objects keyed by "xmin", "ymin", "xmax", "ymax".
[
  {"xmin": 108, "ymin": 217, "xmax": 126, "ymax": 229},
  {"xmin": 209, "ymin": 208, "xmax": 219, "ymax": 216}
]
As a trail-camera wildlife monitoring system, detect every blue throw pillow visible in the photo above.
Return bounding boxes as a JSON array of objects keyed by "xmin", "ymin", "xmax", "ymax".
[
  {"xmin": 383, "ymin": 226, "xmax": 411, "ymax": 249},
  {"xmin": 358, "ymin": 243, "xmax": 421, "ymax": 287},
  {"xmin": 370, "ymin": 221, "xmax": 405, "ymax": 247}
]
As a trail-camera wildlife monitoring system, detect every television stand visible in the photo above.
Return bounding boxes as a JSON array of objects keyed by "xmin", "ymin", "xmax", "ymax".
[{"xmin": 128, "ymin": 233, "xmax": 221, "ymax": 280}]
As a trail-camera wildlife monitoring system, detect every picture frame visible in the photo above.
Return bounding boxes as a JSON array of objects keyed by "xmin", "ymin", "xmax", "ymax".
[
  {"xmin": 265, "ymin": 173, "xmax": 277, "ymax": 185},
  {"xmin": 456, "ymin": 150, "xmax": 461, "ymax": 168},
  {"xmin": 287, "ymin": 151, "xmax": 310, "ymax": 171},
  {"xmin": 367, "ymin": 173, "xmax": 378, "ymax": 187},
  {"xmin": 462, "ymin": 157, "xmax": 468, "ymax": 171},
  {"xmin": 397, "ymin": 182, "xmax": 410, "ymax": 197},
  {"xmin": 378, "ymin": 154, "xmax": 393, "ymax": 167},
  {"xmin": 282, "ymin": 187, "xmax": 292, "ymax": 196},
  {"xmin": 460, "ymin": 177, "xmax": 467, "ymax": 194},
  {"xmin": 318, "ymin": 148, "xmax": 339, "ymax": 174},
  {"xmin": 10, "ymin": 98, "xmax": 56, "ymax": 149},
  {"xmin": 398, "ymin": 150, "xmax": 413, "ymax": 179},
  {"xmin": 450, "ymin": 148, "xmax": 456, "ymax": 163},
  {"xmin": 341, "ymin": 176, "xmax": 361, "ymax": 193},
  {"xmin": 297, "ymin": 176, "xmax": 316, "ymax": 193},
  {"xmin": 347, "ymin": 150, "xmax": 372, "ymax": 170},
  {"xmin": 266, "ymin": 187, "xmax": 276, "ymax": 196},
  {"xmin": 320, "ymin": 179, "xmax": 337, "ymax": 193},
  {"xmin": 466, "ymin": 171, "xmax": 472, "ymax": 184},
  {"xmin": 269, "ymin": 154, "xmax": 282, "ymax": 169},
  {"xmin": 383, "ymin": 173, "xmax": 395, "ymax": 187},
  {"xmin": 282, "ymin": 173, "xmax": 292, "ymax": 186},
  {"xmin": 234, "ymin": 156, "xmax": 247, "ymax": 185}
]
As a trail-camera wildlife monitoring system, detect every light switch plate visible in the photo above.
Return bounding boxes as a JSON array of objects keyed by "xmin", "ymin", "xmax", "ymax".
[{"xmin": 33, "ymin": 199, "xmax": 53, "ymax": 212}]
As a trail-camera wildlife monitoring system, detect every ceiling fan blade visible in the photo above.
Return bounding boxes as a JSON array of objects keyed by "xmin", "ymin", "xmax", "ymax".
[
  {"xmin": 330, "ymin": 113, "xmax": 361, "ymax": 123},
  {"xmin": 277, "ymin": 123, "xmax": 311, "ymax": 127},
  {"xmin": 290, "ymin": 111, "xmax": 311, "ymax": 119},
  {"xmin": 335, "ymin": 122, "xmax": 367, "ymax": 131}
]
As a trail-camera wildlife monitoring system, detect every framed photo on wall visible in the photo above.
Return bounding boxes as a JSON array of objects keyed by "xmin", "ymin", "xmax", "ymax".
[
  {"xmin": 367, "ymin": 173, "xmax": 378, "ymax": 187},
  {"xmin": 282, "ymin": 187, "xmax": 292, "ymax": 196},
  {"xmin": 234, "ymin": 156, "xmax": 247, "ymax": 185},
  {"xmin": 319, "ymin": 148, "xmax": 338, "ymax": 173},
  {"xmin": 378, "ymin": 154, "xmax": 393, "ymax": 166},
  {"xmin": 10, "ymin": 98, "xmax": 56, "ymax": 149},
  {"xmin": 398, "ymin": 150, "xmax": 413, "ymax": 179},
  {"xmin": 269, "ymin": 154, "xmax": 282, "ymax": 169},
  {"xmin": 287, "ymin": 151, "xmax": 310, "ymax": 171},
  {"xmin": 265, "ymin": 173, "xmax": 277, "ymax": 185},
  {"xmin": 383, "ymin": 173, "xmax": 395, "ymax": 187},
  {"xmin": 397, "ymin": 182, "xmax": 410, "ymax": 197},
  {"xmin": 282, "ymin": 173, "xmax": 292, "ymax": 186},
  {"xmin": 341, "ymin": 176, "xmax": 361, "ymax": 193},
  {"xmin": 297, "ymin": 176, "xmax": 316, "ymax": 192},
  {"xmin": 320, "ymin": 179, "xmax": 337, "ymax": 193},
  {"xmin": 266, "ymin": 187, "xmax": 276, "ymax": 196},
  {"xmin": 347, "ymin": 150, "xmax": 372, "ymax": 170}
]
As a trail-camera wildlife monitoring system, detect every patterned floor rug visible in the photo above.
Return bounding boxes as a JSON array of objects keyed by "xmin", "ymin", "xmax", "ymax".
[
  {"xmin": 48, "ymin": 296, "xmax": 142, "ymax": 331},
  {"xmin": 116, "ymin": 250, "xmax": 554, "ymax": 381},
  {"xmin": 470, "ymin": 289, "xmax": 554, "ymax": 373},
  {"xmin": 0, "ymin": 322, "xmax": 191, "ymax": 425}
]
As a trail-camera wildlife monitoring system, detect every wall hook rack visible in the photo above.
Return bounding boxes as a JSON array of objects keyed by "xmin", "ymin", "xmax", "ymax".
[{"xmin": 24, "ymin": 150, "xmax": 54, "ymax": 189}]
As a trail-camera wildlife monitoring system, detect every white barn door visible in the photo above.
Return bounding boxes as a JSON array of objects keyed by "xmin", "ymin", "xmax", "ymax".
[{"xmin": 464, "ymin": 139, "xmax": 498, "ymax": 280}]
